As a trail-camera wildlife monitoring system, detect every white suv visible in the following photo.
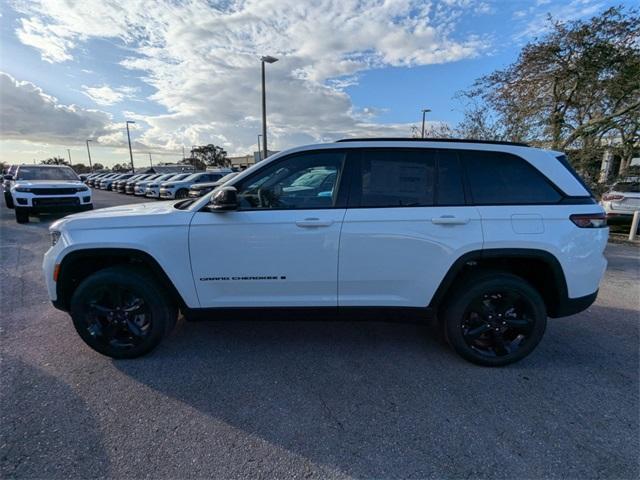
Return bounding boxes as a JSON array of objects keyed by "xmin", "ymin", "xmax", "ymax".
[
  {"xmin": 6, "ymin": 165, "xmax": 92, "ymax": 223},
  {"xmin": 43, "ymin": 139, "xmax": 608, "ymax": 366}
]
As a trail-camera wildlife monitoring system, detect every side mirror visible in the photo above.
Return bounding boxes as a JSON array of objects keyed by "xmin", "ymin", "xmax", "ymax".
[
  {"xmin": 207, "ymin": 186, "xmax": 238, "ymax": 211},
  {"xmin": 3, "ymin": 174, "xmax": 13, "ymax": 181}
]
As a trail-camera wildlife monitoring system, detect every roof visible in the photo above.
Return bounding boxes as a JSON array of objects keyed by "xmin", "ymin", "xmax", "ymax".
[{"xmin": 336, "ymin": 137, "xmax": 530, "ymax": 147}]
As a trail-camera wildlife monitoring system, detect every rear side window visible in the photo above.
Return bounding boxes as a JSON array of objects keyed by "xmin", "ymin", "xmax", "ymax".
[
  {"xmin": 556, "ymin": 154, "xmax": 595, "ymax": 197},
  {"xmin": 436, "ymin": 150, "xmax": 466, "ymax": 205},
  {"xmin": 462, "ymin": 151, "xmax": 562, "ymax": 205},
  {"xmin": 353, "ymin": 149, "xmax": 435, "ymax": 207}
]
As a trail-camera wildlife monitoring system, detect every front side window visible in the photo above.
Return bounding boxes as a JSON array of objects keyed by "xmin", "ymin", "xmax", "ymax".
[
  {"xmin": 351, "ymin": 149, "xmax": 436, "ymax": 207},
  {"xmin": 462, "ymin": 151, "xmax": 562, "ymax": 204},
  {"xmin": 236, "ymin": 151, "xmax": 345, "ymax": 209},
  {"xmin": 16, "ymin": 166, "xmax": 79, "ymax": 181}
]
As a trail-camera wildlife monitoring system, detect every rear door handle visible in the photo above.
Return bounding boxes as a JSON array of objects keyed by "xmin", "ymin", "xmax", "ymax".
[
  {"xmin": 295, "ymin": 218, "xmax": 334, "ymax": 228},
  {"xmin": 431, "ymin": 215, "xmax": 469, "ymax": 225}
]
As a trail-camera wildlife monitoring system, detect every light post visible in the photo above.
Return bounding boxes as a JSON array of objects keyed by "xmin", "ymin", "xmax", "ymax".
[
  {"xmin": 260, "ymin": 55, "xmax": 278, "ymax": 159},
  {"xmin": 67, "ymin": 149, "xmax": 72, "ymax": 167},
  {"xmin": 126, "ymin": 120, "xmax": 136, "ymax": 172},
  {"xmin": 148, "ymin": 152, "xmax": 153, "ymax": 167},
  {"xmin": 421, "ymin": 108, "xmax": 431, "ymax": 139},
  {"xmin": 85, "ymin": 140, "xmax": 93, "ymax": 172},
  {"xmin": 257, "ymin": 134, "xmax": 263, "ymax": 161}
]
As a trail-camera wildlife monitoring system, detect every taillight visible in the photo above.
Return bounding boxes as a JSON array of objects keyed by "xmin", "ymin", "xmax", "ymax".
[
  {"xmin": 602, "ymin": 193, "xmax": 624, "ymax": 201},
  {"xmin": 570, "ymin": 213, "xmax": 607, "ymax": 228}
]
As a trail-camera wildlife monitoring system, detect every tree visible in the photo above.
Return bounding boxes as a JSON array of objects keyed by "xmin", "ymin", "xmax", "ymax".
[
  {"xmin": 40, "ymin": 156, "xmax": 69, "ymax": 166},
  {"xmin": 71, "ymin": 163, "xmax": 91, "ymax": 174},
  {"xmin": 92, "ymin": 163, "xmax": 104, "ymax": 171},
  {"xmin": 457, "ymin": 6, "xmax": 640, "ymax": 181},
  {"xmin": 410, "ymin": 123, "xmax": 455, "ymax": 138},
  {"xmin": 111, "ymin": 163, "xmax": 129, "ymax": 172},
  {"xmin": 191, "ymin": 144, "xmax": 229, "ymax": 168}
]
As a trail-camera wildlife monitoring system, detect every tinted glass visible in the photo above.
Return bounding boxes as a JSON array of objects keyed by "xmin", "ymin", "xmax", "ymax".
[
  {"xmin": 463, "ymin": 151, "xmax": 561, "ymax": 204},
  {"xmin": 16, "ymin": 166, "xmax": 78, "ymax": 181},
  {"xmin": 355, "ymin": 149, "xmax": 435, "ymax": 207},
  {"xmin": 437, "ymin": 150, "xmax": 465, "ymax": 205},
  {"xmin": 613, "ymin": 182, "xmax": 640, "ymax": 193},
  {"xmin": 237, "ymin": 151, "xmax": 345, "ymax": 209}
]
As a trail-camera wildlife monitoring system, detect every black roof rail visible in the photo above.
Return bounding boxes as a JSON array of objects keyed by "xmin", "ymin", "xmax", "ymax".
[{"xmin": 335, "ymin": 137, "xmax": 530, "ymax": 147}]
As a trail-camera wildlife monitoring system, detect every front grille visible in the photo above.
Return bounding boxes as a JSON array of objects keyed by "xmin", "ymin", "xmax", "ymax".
[
  {"xmin": 33, "ymin": 197, "xmax": 80, "ymax": 206},
  {"xmin": 30, "ymin": 188, "xmax": 80, "ymax": 195}
]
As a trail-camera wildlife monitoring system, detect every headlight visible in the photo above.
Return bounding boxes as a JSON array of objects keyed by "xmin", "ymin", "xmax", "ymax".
[
  {"xmin": 15, "ymin": 187, "xmax": 32, "ymax": 193},
  {"xmin": 50, "ymin": 230, "xmax": 61, "ymax": 246}
]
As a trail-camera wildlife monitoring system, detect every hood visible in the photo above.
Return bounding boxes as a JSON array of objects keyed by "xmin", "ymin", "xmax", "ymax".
[
  {"xmin": 13, "ymin": 180, "xmax": 85, "ymax": 189},
  {"xmin": 51, "ymin": 200, "xmax": 193, "ymax": 232}
]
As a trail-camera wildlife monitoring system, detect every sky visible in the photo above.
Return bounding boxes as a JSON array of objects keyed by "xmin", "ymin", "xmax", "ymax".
[{"xmin": 0, "ymin": 0, "xmax": 630, "ymax": 168}]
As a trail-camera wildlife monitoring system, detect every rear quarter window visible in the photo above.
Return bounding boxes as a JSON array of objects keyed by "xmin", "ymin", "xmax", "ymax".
[{"xmin": 461, "ymin": 151, "xmax": 562, "ymax": 205}]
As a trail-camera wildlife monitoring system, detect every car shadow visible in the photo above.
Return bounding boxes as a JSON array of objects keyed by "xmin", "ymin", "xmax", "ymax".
[
  {"xmin": 113, "ymin": 306, "xmax": 638, "ymax": 478},
  {"xmin": 0, "ymin": 356, "xmax": 111, "ymax": 478}
]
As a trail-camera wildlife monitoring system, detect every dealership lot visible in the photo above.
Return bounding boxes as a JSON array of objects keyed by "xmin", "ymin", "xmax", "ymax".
[{"xmin": 1, "ymin": 189, "xmax": 638, "ymax": 479}]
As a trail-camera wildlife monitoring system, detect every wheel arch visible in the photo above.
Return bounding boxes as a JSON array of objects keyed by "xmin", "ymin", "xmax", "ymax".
[
  {"xmin": 429, "ymin": 248, "xmax": 570, "ymax": 318},
  {"xmin": 56, "ymin": 248, "xmax": 187, "ymax": 312}
]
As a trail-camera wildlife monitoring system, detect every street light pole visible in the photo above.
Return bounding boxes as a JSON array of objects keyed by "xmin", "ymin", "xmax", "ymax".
[
  {"xmin": 126, "ymin": 120, "xmax": 136, "ymax": 173},
  {"xmin": 85, "ymin": 140, "xmax": 93, "ymax": 172},
  {"xmin": 421, "ymin": 108, "xmax": 431, "ymax": 139},
  {"xmin": 260, "ymin": 55, "xmax": 278, "ymax": 159},
  {"xmin": 67, "ymin": 149, "xmax": 72, "ymax": 167},
  {"xmin": 257, "ymin": 134, "xmax": 262, "ymax": 161},
  {"xmin": 148, "ymin": 152, "xmax": 153, "ymax": 167}
]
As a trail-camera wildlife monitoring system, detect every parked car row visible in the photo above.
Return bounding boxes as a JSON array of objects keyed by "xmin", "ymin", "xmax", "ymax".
[{"xmin": 84, "ymin": 169, "xmax": 237, "ymax": 199}]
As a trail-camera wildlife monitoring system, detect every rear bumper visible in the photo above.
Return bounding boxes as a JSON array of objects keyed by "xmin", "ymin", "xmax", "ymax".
[{"xmin": 551, "ymin": 290, "xmax": 598, "ymax": 318}]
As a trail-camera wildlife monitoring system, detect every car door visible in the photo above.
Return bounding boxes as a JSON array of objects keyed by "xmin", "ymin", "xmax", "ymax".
[
  {"xmin": 189, "ymin": 149, "xmax": 351, "ymax": 308},
  {"xmin": 338, "ymin": 148, "xmax": 484, "ymax": 308}
]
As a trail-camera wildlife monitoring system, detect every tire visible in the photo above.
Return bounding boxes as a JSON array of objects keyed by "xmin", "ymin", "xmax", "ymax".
[
  {"xmin": 4, "ymin": 192, "xmax": 14, "ymax": 209},
  {"xmin": 175, "ymin": 189, "xmax": 188, "ymax": 199},
  {"xmin": 441, "ymin": 271, "xmax": 547, "ymax": 367},
  {"xmin": 70, "ymin": 266, "xmax": 178, "ymax": 359},
  {"xmin": 15, "ymin": 207, "xmax": 29, "ymax": 223}
]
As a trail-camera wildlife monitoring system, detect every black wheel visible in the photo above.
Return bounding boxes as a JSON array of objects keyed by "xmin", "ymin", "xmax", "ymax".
[
  {"xmin": 70, "ymin": 266, "xmax": 177, "ymax": 359},
  {"xmin": 15, "ymin": 207, "xmax": 29, "ymax": 223},
  {"xmin": 442, "ymin": 272, "xmax": 547, "ymax": 367},
  {"xmin": 175, "ymin": 189, "xmax": 188, "ymax": 199},
  {"xmin": 4, "ymin": 192, "xmax": 14, "ymax": 209}
]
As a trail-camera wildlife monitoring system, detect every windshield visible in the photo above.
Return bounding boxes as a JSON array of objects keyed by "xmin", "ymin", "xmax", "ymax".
[
  {"xmin": 16, "ymin": 166, "xmax": 79, "ymax": 181},
  {"xmin": 182, "ymin": 173, "xmax": 203, "ymax": 182},
  {"xmin": 613, "ymin": 182, "xmax": 640, "ymax": 193}
]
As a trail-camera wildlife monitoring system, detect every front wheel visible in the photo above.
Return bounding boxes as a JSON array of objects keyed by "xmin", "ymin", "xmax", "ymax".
[
  {"xmin": 4, "ymin": 192, "xmax": 14, "ymax": 209},
  {"xmin": 441, "ymin": 272, "xmax": 547, "ymax": 367},
  {"xmin": 15, "ymin": 207, "xmax": 29, "ymax": 223},
  {"xmin": 70, "ymin": 266, "xmax": 177, "ymax": 359}
]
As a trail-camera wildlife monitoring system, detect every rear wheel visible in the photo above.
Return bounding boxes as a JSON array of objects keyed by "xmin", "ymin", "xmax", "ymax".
[
  {"xmin": 441, "ymin": 272, "xmax": 547, "ymax": 367},
  {"xmin": 175, "ymin": 189, "xmax": 188, "ymax": 199},
  {"xmin": 15, "ymin": 207, "xmax": 29, "ymax": 223},
  {"xmin": 70, "ymin": 266, "xmax": 177, "ymax": 359},
  {"xmin": 4, "ymin": 192, "xmax": 14, "ymax": 209}
]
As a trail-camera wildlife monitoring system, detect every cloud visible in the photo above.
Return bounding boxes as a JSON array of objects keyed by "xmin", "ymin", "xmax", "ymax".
[
  {"xmin": 10, "ymin": 0, "xmax": 491, "ymax": 154},
  {"xmin": 514, "ymin": 0, "xmax": 605, "ymax": 39},
  {"xmin": 0, "ymin": 72, "xmax": 114, "ymax": 144},
  {"xmin": 81, "ymin": 84, "xmax": 138, "ymax": 106}
]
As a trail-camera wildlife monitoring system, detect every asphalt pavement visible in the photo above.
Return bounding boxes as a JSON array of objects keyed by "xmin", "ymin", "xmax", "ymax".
[{"xmin": 1, "ymin": 189, "xmax": 639, "ymax": 479}]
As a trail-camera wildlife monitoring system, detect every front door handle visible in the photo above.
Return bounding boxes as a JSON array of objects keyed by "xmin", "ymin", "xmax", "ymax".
[
  {"xmin": 431, "ymin": 215, "xmax": 469, "ymax": 225},
  {"xmin": 295, "ymin": 218, "xmax": 334, "ymax": 228}
]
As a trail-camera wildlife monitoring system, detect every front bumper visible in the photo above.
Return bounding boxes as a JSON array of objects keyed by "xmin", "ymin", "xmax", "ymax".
[
  {"xmin": 12, "ymin": 193, "xmax": 92, "ymax": 210},
  {"xmin": 146, "ymin": 188, "xmax": 160, "ymax": 198},
  {"xmin": 160, "ymin": 189, "xmax": 176, "ymax": 199}
]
